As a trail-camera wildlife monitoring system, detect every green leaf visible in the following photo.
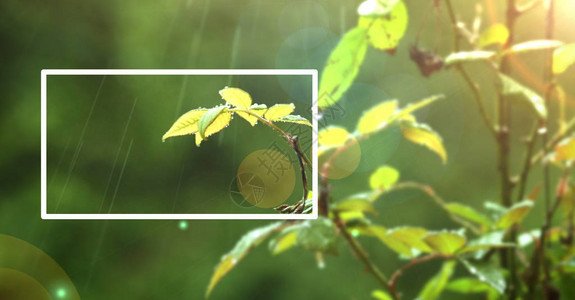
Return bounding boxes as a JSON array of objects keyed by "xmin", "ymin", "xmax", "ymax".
[
  {"xmin": 162, "ymin": 109, "xmax": 208, "ymax": 141},
  {"xmin": 444, "ymin": 203, "xmax": 492, "ymax": 227},
  {"xmin": 264, "ymin": 104, "xmax": 295, "ymax": 121},
  {"xmin": 495, "ymin": 201, "xmax": 534, "ymax": 229},
  {"xmin": 369, "ymin": 166, "xmax": 400, "ymax": 190},
  {"xmin": 198, "ymin": 105, "xmax": 229, "ymax": 139},
  {"xmin": 457, "ymin": 231, "xmax": 514, "ymax": 259},
  {"xmin": 553, "ymin": 43, "xmax": 575, "ymax": 74},
  {"xmin": 206, "ymin": 222, "xmax": 282, "ymax": 298},
  {"xmin": 400, "ymin": 122, "xmax": 447, "ymax": 163},
  {"xmin": 276, "ymin": 115, "xmax": 312, "ymax": 127},
  {"xmin": 356, "ymin": 100, "xmax": 398, "ymax": 134},
  {"xmin": 319, "ymin": 27, "xmax": 368, "ymax": 109},
  {"xmin": 319, "ymin": 126, "xmax": 350, "ymax": 146},
  {"xmin": 269, "ymin": 230, "xmax": 297, "ymax": 255},
  {"xmin": 555, "ymin": 135, "xmax": 575, "ymax": 161},
  {"xmin": 460, "ymin": 259, "xmax": 506, "ymax": 295},
  {"xmin": 358, "ymin": 0, "xmax": 401, "ymax": 17},
  {"xmin": 297, "ymin": 217, "xmax": 338, "ymax": 255},
  {"xmin": 358, "ymin": 0, "xmax": 408, "ymax": 51},
  {"xmin": 446, "ymin": 277, "xmax": 497, "ymax": 294},
  {"xmin": 499, "ymin": 73, "xmax": 546, "ymax": 119},
  {"xmin": 236, "ymin": 104, "xmax": 267, "ymax": 126},
  {"xmin": 219, "ymin": 87, "xmax": 252, "ymax": 109},
  {"xmin": 444, "ymin": 51, "xmax": 496, "ymax": 66},
  {"xmin": 478, "ymin": 24, "xmax": 509, "ymax": 48},
  {"xmin": 333, "ymin": 197, "xmax": 377, "ymax": 214},
  {"xmin": 368, "ymin": 226, "xmax": 414, "ymax": 257},
  {"xmin": 503, "ymin": 40, "xmax": 564, "ymax": 56},
  {"xmin": 391, "ymin": 95, "xmax": 443, "ymax": 121},
  {"xmin": 387, "ymin": 227, "xmax": 432, "ymax": 253},
  {"xmin": 371, "ymin": 289, "xmax": 394, "ymax": 300},
  {"xmin": 416, "ymin": 261, "xmax": 457, "ymax": 300},
  {"xmin": 422, "ymin": 230, "xmax": 466, "ymax": 255}
]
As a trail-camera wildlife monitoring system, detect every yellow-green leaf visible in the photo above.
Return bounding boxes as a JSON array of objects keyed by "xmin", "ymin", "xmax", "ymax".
[
  {"xmin": 444, "ymin": 203, "xmax": 492, "ymax": 227},
  {"xmin": 358, "ymin": 0, "xmax": 401, "ymax": 17},
  {"xmin": 333, "ymin": 198, "xmax": 377, "ymax": 214},
  {"xmin": 503, "ymin": 40, "xmax": 564, "ymax": 56},
  {"xmin": 423, "ymin": 231, "xmax": 466, "ymax": 255},
  {"xmin": 357, "ymin": 100, "xmax": 398, "ymax": 134},
  {"xmin": 162, "ymin": 109, "xmax": 208, "ymax": 141},
  {"xmin": 269, "ymin": 231, "xmax": 297, "ymax": 255},
  {"xmin": 277, "ymin": 115, "xmax": 312, "ymax": 127},
  {"xmin": 387, "ymin": 227, "xmax": 432, "ymax": 252},
  {"xmin": 319, "ymin": 126, "xmax": 350, "ymax": 146},
  {"xmin": 219, "ymin": 87, "xmax": 252, "ymax": 109},
  {"xmin": 444, "ymin": 51, "xmax": 496, "ymax": 66},
  {"xmin": 391, "ymin": 95, "xmax": 443, "ymax": 122},
  {"xmin": 371, "ymin": 289, "xmax": 394, "ymax": 300},
  {"xmin": 555, "ymin": 135, "xmax": 575, "ymax": 161},
  {"xmin": 369, "ymin": 166, "xmax": 399, "ymax": 190},
  {"xmin": 401, "ymin": 122, "xmax": 447, "ymax": 163},
  {"xmin": 206, "ymin": 222, "xmax": 282, "ymax": 298},
  {"xmin": 358, "ymin": 0, "xmax": 408, "ymax": 51},
  {"xmin": 319, "ymin": 27, "xmax": 368, "ymax": 109},
  {"xmin": 495, "ymin": 201, "xmax": 534, "ymax": 229},
  {"xmin": 264, "ymin": 104, "xmax": 295, "ymax": 121},
  {"xmin": 478, "ymin": 24, "xmax": 509, "ymax": 48},
  {"xmin": 553, "ymin": 43, "xmax": 575, "ymax": 74},
  {"xmin": 236, "ymin": 104, "xmax": 267, "ymax": 126},
  {"xmin": 197, "ymin": 106, "xmax": 232, "ymax": 145},
  {"xmin": 499, "ymin": 73, "xmax": 546, "ymax": 119}
]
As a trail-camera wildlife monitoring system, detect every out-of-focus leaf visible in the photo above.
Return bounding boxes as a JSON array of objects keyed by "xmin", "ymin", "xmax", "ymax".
[
  {"xmin": 162, "ymin": 109, "xmax": 208, "ymax": 141},
  {"xmin": 206, "ymin": 222, "xmax": 283, "ymax": 298},
  {"xmin": 369, "ymin": 166, "xmax": 399, "ymax": 190},
  {"xmin": 197, "ymin": 106, "xmax": 232, "ymax": 145},
  {"xmin": 422, "ymin": 230, "xmax": 466, "ymax": 255},
  {"xmin": 416, "ymin": 261, "xmax": 457, "ymax": 300},
  {"xmin": 297, "ymin": 217, "xmax": 338, "ymax": 255},
  {"xmin": 460, "ymin": 259, "xmax": 506, "ymax": 295},
  {"xmin": 444, "ymin": 51, "xmax": 496, "ymax": 66},
  {"xmin": 400, "ymin": 122, "xmax": 447, "ymax": 163},
  {"xmin": 358, "ymin": 1, "xmax": 408, "ymax": 51},
  {"xmin": 269, "ymin": 230, "xmax": 297, "ymax": 255},
  {"xmin": 333, "ymin": 198, "xmax": 377, "ymax": 214},
  {"xmin": 458, "ymin": 231, "xmax": 514, "ymax": 259},
  {"xmin": 358, "ymin": 0, "xmax": 401, "ymax": 17},
  {"xmin": 276, "ymin": 115, "xmax": 312, "ymax": 127},
  {"xmin": 503, "ymin": 40, "xmax": 564, "ymax": 56},
  {"xmin": 219, "ymin": 87, "xmax": 252, "ymax": 109},
  {"xmin": 495, "ymin": 201, "xmax": 534, "ymax": 229},
  {"xmin": 444, "ymin": 203, "xmax": 492, "ymax": 227},
  {"xmin": 264, "ymin": 104, "xmax": 295, "ymax": 121},
  {"xmin": 387, "ymin": 227, "xmax": 432, "ymax": 252},
  {"xmin": 559, "ymin": 184, "xmax": 575, "ymax": 217},
  {"xmin": 446, "ymin": 277, "xmax": 495, "ymax": 293},
  {"xmin": 371, "ymin": 289, "xmax": 394, "ymax": 300},
  {"xmin": 499, "ymin": 73, "xmax": 546, "ymax": 119},
  {"xmin": 391, "ymin": 95, "xmax": 443, "ymax": 121},
  {"xmin": 319, "ymin": 27, "xmax": 368, "ymax": 109},
  {"xmin": 478, "ymin": 24, "xmax": 509, "ymax": 48},
  {"xmin": 319, "ymin": 126, "xmax": 350, "ymax": 146},
  {"xmin": 555, "ymin": 135, "xmax": 575, "ymax": 161},
  {"xmin": 237, "ymin": 104, "xmax": 267, "ymax": 126},
  {"xmin": 367, "ymin": 225, "xmax": 417, "ymax": 257},
  {"xmin": 558, "ymin": 272, "xmax": 575, "ymax": 299},
  {"xmin": 553, "ymin": 43, "xmax": 575, "ymax": 74},
  {"xmin": 356, "ymin": 100, "xmax": 398, "ymax": 134}
]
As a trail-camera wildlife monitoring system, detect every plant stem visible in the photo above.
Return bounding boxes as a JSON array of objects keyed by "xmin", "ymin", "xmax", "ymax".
[
  {"xmin": 389, "ymin": 253, "xmax": 450, "ymax": 291},
  {"xmin": 443, "ymin": 0, "xmax": 497, "ymax": 138},
  {"xmin": 333, "ymin": 213, "xmax": 398, "ymax": 300},
  {"xmin": 288, "ymin": 136, "xmax": 309, "ymax": 205}
]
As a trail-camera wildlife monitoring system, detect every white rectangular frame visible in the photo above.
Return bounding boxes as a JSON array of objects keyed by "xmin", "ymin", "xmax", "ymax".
[{"xmin": 41, "ymin": 69, "xmax": 318, "ymax": 220}]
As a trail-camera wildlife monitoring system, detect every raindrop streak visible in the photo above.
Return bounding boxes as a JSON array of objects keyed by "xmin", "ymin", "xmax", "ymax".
[
  {"xmin": 171, "ymin": 164, "xmax": 186, "ymax": 212},
  {"xmin": 249, "ymin": 0, "xmax": 263, "ymax": 37},
  {"xmin": 106, "ymin": 138, "xmax": 134, "ymax": 214},
  {"xmin": 226, "ymin": 25, "xmax": 242, "ymax": 86},
  {"xmin": 47, "ymin": 136, "xmax": 71, "ymax": 191},
  {"xmin": 54, "ymin": 76, "xmax": 106, "ymax": 212},
  {"xmin": 98, "ymin": 98, "xmax": 138, "ymax": 213},
  {"xmin": 188, "ymin": 0, "xmax": 212, "ymax": 66},
  {"xmin": 173, "ymin": 76, "xmax": 189, "ymax": 120}
]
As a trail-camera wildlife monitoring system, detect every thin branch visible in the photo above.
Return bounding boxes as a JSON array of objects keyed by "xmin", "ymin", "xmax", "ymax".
[
  {"xmin": 389, "ymin": 253, "xmax": 452, "ymax": 290},
  {"xmin": 333, "ymin": 213, "xmax": 398, "ymax": 300}
]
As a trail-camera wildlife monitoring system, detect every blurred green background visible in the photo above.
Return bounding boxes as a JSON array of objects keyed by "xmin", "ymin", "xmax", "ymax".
[{"xmin": 1, "ymin": 0, "xmax": 575, "ymax": 299}]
